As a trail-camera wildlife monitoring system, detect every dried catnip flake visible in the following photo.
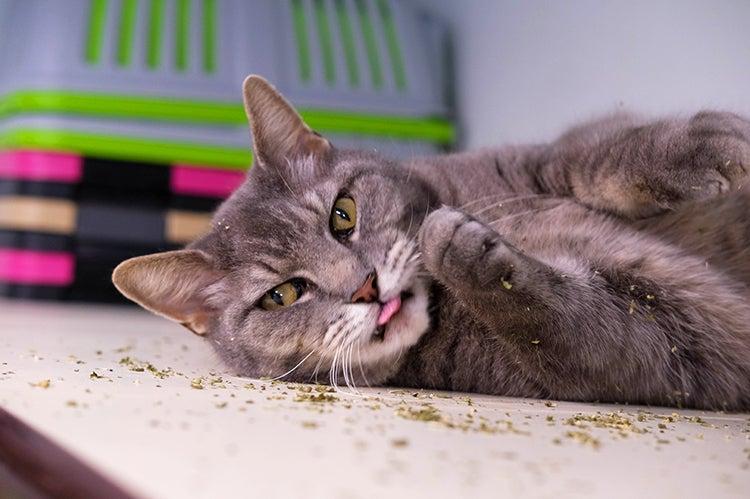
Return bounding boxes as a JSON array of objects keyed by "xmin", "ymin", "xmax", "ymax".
[
  {"xmin": 391, "ymin": 438, "xmax": 409, "ymax": 448},
  {"xmin": 294, "ymin": 392, "xmax": 338, "ymax": 403},
  {"xmin": 565, "ymin": 430, "xmax": 601, "ymax": 449}
]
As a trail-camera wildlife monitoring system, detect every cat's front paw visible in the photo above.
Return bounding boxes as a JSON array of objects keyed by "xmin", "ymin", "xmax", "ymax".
[
  {"xmin": 419, "ymin": 207, "xmax": 518, "ymax": 291},
  {"xmin": 677, "ymin": 111, "xmax": 750, "ymax": 198}
]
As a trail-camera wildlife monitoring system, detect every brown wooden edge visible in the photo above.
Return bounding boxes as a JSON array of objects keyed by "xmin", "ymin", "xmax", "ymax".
[{"xmin": 0, "ymin": 407, "xmax": 138, "ymax": 499}]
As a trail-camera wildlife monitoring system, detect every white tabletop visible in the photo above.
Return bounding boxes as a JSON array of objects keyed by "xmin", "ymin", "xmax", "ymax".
[{"xmin": 1, "ymin": 299, "xmax": 748, "ymax": 499}]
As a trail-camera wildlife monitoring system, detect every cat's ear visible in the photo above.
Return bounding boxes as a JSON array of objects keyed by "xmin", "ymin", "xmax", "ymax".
[
  {"xmin": 112, "ymin": 249, "xmax": 226, "ymax": 335},
  {"xmin": 242, "ymin": 75, "xmax": 331, "ymax": 167}
]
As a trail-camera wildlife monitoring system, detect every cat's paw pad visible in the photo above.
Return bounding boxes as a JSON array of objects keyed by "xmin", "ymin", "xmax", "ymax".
[{"xmin": 419, "ymin": 207, "xmax": 516, "ymax": 289}]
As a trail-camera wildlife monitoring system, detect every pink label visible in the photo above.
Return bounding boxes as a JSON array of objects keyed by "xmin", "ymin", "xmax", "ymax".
[
  {"xmin": 0, "ymin": 249, "xmax": 75, "ymax": 286},
  {"xmin": 0, "ymin": 150, "xmax": 82, "ymax": 182},
  {"xmin": 171, "ymin": 165, "xmax": 245, "ymax": 198}
]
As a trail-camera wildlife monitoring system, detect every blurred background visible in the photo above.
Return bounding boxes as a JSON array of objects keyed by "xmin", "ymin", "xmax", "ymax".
[
  {"xmin": 422, "ymin": 0, "xmax": 750, "ymax": 147},
  {"xmin": 0, "ymin": 0, "xmax": 748, "ymax": 305}
]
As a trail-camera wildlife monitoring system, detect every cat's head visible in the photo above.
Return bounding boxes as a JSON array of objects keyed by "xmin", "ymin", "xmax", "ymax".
[{"xmin": 113, "ymin": 76, "xmax": 437, "ymax": 386}]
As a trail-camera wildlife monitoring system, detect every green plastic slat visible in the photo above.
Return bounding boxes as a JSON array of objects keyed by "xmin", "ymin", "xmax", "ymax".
[
  {"xmin": 175, "ymin": 0, "xmax": 190, "ymax": 71},
  {"xmin": 147, "ymin": 0, "xmax": 165, "ymax": 68},
  {"xmin": 0, "ymin": 129, "xmax": 252, "ymax": 170},
  {"xmin": 291, "ymin": 0, "xmax": 312, "ymax": 82},
  {"xmin": 117, "ymin": 0, "xmax": 138, "ymax": 66},
  {"xmin": 334, "ymin": 0, "xmax": 359, "ymax": 87},
  {"xmin": 203, "ymin": 0, "xmax": 217, "ymax": 73},
  {"xmin": 0, "ymin": 91, "xmax": 456, "ymax": 144},
  {"xmin": 85, "ymin": 0, "xmax": 108, "ymax": 64},
  {"xmin": 376, "ymin": 0, "xmax": 406, "ymax": 90},
  {"xmin": 314, "ymin": 0, "xmax": 335, "ymax": 85},
  {"xmin": 354, "ymin": 0, "xmax": 383, "ymax": 89}
]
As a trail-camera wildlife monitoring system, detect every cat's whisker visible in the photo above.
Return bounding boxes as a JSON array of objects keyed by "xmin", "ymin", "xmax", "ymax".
[
  {"xmin": 342, "ymin": 343, "xmax": 351, "ymax": 392},
  {"xmin": 337, "ymin": 317, "xmax": 376, "ymax": 396},
  {"xmin": 327, "ymin": 317, "xmax": 363, "ymax": 394},
  {"xmin": 458, "ymin": 192, "xmax": 513, "ymax": 211},
  {"xmin": 393, "ymin": 344, "xmax": 405, "ymax": 365},
  {"xmin": 346, "ymin": 343, "xmax": 359, "ymax": 394},
  {"xmin": 393, "ymin": 235, "xmax": 419, "ymax": 262},
  {"xmin": 350, "ymin": 345, "xmax": 359, "ymax": 393},
  {"xmin": 400, "ymin": 189, "xmax": 434, "ymax": 250},
  {"xmin": 460, "ymin": 192, "xmax": 546, "ymax": 214},
  {"xmin": 310, "ymin": 353, "xmax": 326, "ymax": 384},
  {"xmin": 395, "ymin": 239, "xmax": 416, "ymax": 271},
  {"xmin": 311, "ymin": 337, "xmax": 336, "ymax": 385},
  {"xmin": 405, "ymin": 203, "xmax": 415, "ymax": 241},
  {"xmin": 484, "ymin": 192, "xmax": 551, "ymax": 206},
  {"xmin": 484, "ymin": 209, "xmax": 540, "ymax": 226},
  {"xmin": 414, "ymin": 194, "xmax": 434, "ymax": 242},
  {"xmin": 323, "ymin": 317, "xmax": 347, "ymax": 348},
  {"xmin": 330, "ymin": 339, "xmax": 345, "ymax": 390},
  {"xmin": 341, "ymin": 342, "xmax": 352, "ymax": 390},
  {"xmin": 485, "ymin": 204, "xmax": 561, "ymax": 227},
  {"xmin": 330, "ymin": 344, "xmax": 343, "ymax": 391},
  {"xmin": 328, "ymin": 352, "xmax": 336, "ymax": 386},
  {"xmin": 270, "ymin": 348, "xmax": 317, "ymax": 381},
  {"xmin": 356, "ymin": 341, "xmax": 372, "ymax": 388},
  {"xmin": 469, "ymin": 194, "xmax": 549, "ymax": 218}
]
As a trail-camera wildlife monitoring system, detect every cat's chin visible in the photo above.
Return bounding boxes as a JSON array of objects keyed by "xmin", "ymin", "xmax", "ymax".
[{"xmin": 358, "ymin": 279, "xmax": 430, "ymax": 363}]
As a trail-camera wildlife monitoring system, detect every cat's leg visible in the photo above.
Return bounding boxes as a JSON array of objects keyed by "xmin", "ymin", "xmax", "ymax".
[
  {"xmin": 419, "ymin": 206, "xmax": 750, "ymax": 409},
  {"xmin": 562, "ymin": 111, "xmax": 750, "ymax": 218}
]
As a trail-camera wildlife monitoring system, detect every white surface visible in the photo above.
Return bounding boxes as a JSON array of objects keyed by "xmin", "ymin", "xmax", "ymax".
[
  {"xmin": 1, "ymin": 299, "xmax": 749, "ymax": 499},
  {"xmin": 420, "ymin": 0, "xmax": 750, "ymax": 147}
]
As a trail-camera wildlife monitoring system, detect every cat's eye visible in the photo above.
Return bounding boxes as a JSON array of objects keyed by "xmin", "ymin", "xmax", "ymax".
[
  {"xmin": 260, "ymin": 278, "xmax": 307, "ymax": 311},
  {"xmin": 330, "ymin": 196, "xmax": 357, "ymax": 239}
]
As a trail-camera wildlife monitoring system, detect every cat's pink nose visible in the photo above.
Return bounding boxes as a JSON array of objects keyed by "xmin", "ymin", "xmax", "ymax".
[{"xmin": 351, "ymin": 271, "xmax": 379, "ymax": 303}]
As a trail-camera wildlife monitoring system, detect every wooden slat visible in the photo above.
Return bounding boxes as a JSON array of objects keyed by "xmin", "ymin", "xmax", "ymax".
[{"xmin": 0, "ymin": 407, "xmax": 137, "ymax": 499}]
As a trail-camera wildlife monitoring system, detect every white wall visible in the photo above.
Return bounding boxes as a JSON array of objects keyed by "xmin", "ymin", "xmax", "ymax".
[{"xmin": 419, "ymin": 0, "xmax": 750, "ymax": 148}]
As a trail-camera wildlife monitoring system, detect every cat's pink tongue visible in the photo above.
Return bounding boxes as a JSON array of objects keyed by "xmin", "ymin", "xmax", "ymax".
[{"xmin": 377, "ymin": 296, "xmax": 402, "ymax": 326}]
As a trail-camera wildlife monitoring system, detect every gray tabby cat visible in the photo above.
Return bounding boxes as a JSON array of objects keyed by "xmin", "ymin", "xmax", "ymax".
[{"xmin": 113, "ymin": 76, "xmax": 750, "ymax": 410}]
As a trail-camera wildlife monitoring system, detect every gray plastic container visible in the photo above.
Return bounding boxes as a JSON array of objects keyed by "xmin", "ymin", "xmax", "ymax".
[
  {"xmin": 0, "ymin": 0, "xmax": 453, "ymax": 155},
  {"xmin": 0, "ymin": 0, "xmax": 451, "ymax": 114}
]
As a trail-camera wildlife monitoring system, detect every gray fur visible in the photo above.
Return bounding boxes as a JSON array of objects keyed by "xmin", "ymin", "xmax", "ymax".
[{"xmin": 115, "ymin": 78, "xmax": 750, "ymax": 410}]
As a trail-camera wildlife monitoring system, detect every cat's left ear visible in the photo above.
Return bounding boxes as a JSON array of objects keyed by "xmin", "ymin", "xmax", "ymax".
[
  {"xmin": 112, "ymin": 250, "xmax": 226, "ymax": 335},
  {"xmin": 242, "ymin": 75, "xmax": 332, "ymax": 167}
]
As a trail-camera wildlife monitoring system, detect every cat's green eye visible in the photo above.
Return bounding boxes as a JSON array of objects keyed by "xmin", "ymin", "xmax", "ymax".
[
  {"xmin": 260, "ymin": 278, "xmax": 307, "ymax": 311},
  {"xmin": 330, "ymin": 196, "xmax": 357, "ymax": 239}
]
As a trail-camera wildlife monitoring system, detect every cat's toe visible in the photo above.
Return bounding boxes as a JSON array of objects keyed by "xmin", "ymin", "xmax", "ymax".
[
  {"xmin": 686, "ymin": 111, "xmax": 750, "ymax": 192},
  {"xmin": 419, "ymin": 206, "xmax": 469, "ymax": 277},
  {"xmin": 420, "ymin": 207, "xmax": 513, "ymax": 289}
]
